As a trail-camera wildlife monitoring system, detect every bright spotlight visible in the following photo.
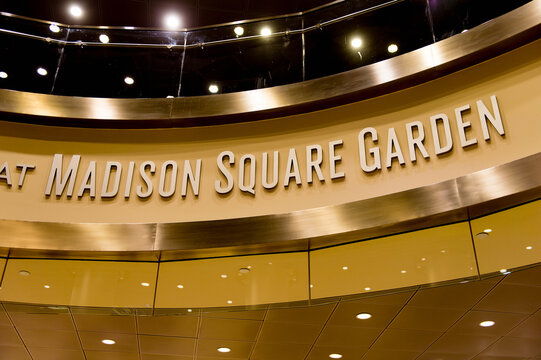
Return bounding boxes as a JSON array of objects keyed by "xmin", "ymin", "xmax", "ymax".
[
  {"xmin": 164, "ymin": 13, "xmax": 181, "ymax": 29},
  {"xmin": 351, "ymin": 37, "xmax": 362, "ymax": 49},
  {"xmin": 69, "ymin": 4, "xmax": 83, "ymax": 18}
]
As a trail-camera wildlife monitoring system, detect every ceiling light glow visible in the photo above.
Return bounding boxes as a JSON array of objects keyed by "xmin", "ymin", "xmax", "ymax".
[
  {"xmin": 401, "ymin": 270, "xmax": 407, "ymax": 274},
  {"xmin": 329, "ymin": 354, "xmax": 343, "ymax": 359},
  {"xmin": 141, "ymin": 282, "xmax": 150, "ymax": 286},
  {"xmin": 342, "ymin": 266, "xmax": 348, "ymax": 270},
  {"xmin": 356, "ymin": 313, "xmax": 372, "ymax": 320},
  {"xmin": 102, "ymin": 339, "xmax": 116, "ymax": 345},
  {"xmin": 364, "ymin": 287, "xmax": 371, "ymax": 291},
  {"xmin": 234, "ymin": 26, "xmax": 244, "ymax": 36},
  {"xmin": 208, "ymin": 84, "xmax": 219, "ymax": 94},
  {"xmin": 221, "ymin": 274, "xmax": 227, "ymax": 278},
  {"xmin": 49, "ymin": 24, "xmax": 60, "ymax": 33},
  {"xmin": 479, "ymin": 320, "xmax": 495, "ymax": 327},
  {"xmin": 69, "ymin": 4, "xmax": 83, "ymax": 18},
  {"xmin": 227, "ymin": 300, "xmax": 233, "ymax": 304},
  {"xmin": 388, "ymin": 43, "xmax": 398, "ymax": 53},
  {"xmin": 37, "ymin": 67, "xmax": 48, "ymax": 76},
  {"xmin": 260, "ymin": 27, "xmax": 271, "ymax": 37},
  {"xmin": 124, "ymin": 76, "xmax": 134, "ymax": 85},
  {"xmin": 526, "ymin": 246, "xmax": 533, "ymax": 250},
  {"xmin": 351, "ymin": 37, "xmax": 362, "ymax": 49},
  {"xmin": 99, "ymin": 34, "xmax": 109, "ymax": 43},
  {"xmin": 177, "ymin": 285, "xmax": 184, "ymax": 288},
  {"xmin": 217, "ymin": 347, "xmax": 231, "ymax": 353},
  {"xmin": 0, "ymin": 71, "xmax": 7, "ymax": 79},
  {"xmin": 44, "ymin": 285, "xmax": 50, "ymax": 289},
  {"xmin": 19, "ymin": 270, "xmax": 30, "ymax": 276},
  {"xmin": 164, "ymin": 13, "xmax": 181, "ymax": 29}
]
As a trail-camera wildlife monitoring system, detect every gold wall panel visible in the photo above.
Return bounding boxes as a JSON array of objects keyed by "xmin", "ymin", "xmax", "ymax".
[
  {"xmin": 0, "ymin": 259, "xmax": 158, "ymax": 307},
  {"xmin": 310, "ymin": 223, "xmax": 478, "ymax": 299},
  {"xmin": 471, "ymin": 199, "xmax": 541, "ymax": 274},
  {"xmin": 155, "ymin": 252, "xmax": 309, "ymax": 308}
]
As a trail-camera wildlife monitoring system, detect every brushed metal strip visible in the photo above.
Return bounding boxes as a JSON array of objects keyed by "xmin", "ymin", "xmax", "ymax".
[
  {"xmin": 0, "ymin": 153, "xmax": 539, "ymax": 259},
  {"xmin": 0, "ymin": 0, "xmax": 539, "ymax": 128},
  {"xmin": 0, "ymin": 222, "xmax": 156, "ymax": 251}
]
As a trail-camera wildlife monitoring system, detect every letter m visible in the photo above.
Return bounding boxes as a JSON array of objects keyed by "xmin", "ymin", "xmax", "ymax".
[{"xmin": 45, "ymin": 154, "xmax": 81, "ymax": 197}]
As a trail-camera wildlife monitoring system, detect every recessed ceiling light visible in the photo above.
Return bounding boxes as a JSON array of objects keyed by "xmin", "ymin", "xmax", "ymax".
[
  {"xmin": 124, "ymin": 26, "xmax": 135, "ymax": 30},
  {"xmin": 462, "ymin": 29, "xmax": 468, "ymax": 33},
  {"xmin": 234, "ymin": 26, "xmax": 244, "ymax": 36},
  {"xmin": 166, "ymin": 95, "xmax": 174, "ymax": 98},
  {"xmin": 401, "ymin": 270, "xmax": 407, "ymax": 274},
  {"xmin": 310, "ymin": 284, "xmax": 313, "ymax": 288},
  {"xmin": 141, "ymin": 282, "xmax": 150, "ymax": 287},
  {"xmin": 351, "ymin": 37, "xmax": 362, "ymax": 49},
  {"xmin": 69, "ymin": 4, "xmax": 83, "ymax": 18},
  {"xmin": 124, "ymin": 76, "xmax": 134, "ymax": 85},
  {"xmin": 37, "ymin": 67, "xmax": 48, "ymax": 76},
  {"xmin": 421, "ymin": 257, "xmax": 426, "ymax": 261},
  {"xmin": 484, "ymin": 228, "xmax": 492, "ymax": 233},
  {"xmin": 356, "ymin": 313, "xmax": 372, "ymax": 320},
  {"xmin": 19, "ymin": 270, "xmax": 31, "ymax": 276},
  {"xmin": 441, "ymin": 249, "xmax": 446, "ymax": 253},
  {"xmin": 227, "ymin": 300, "xmax": 233, "ymax": 304},
  {"xmin": 99, "ymin": 34, "xmax": 109, "ymax": 44},
  {"xmin": 177, "ymin": 285, "xmax": 184, "ymax": 288},
  {"xmin": 387, "ymin": 44, "xmax": 398, "ymax": 53},
  {"xmin": 479, "ymin": 320, "xmax": 495, "ymax": 327},
  {"xmin": 526, "ymin": 246, "xmax": 533, "ymax": 250},
  {"xmin": 0, "ymin": 71, "xmax": 7, "ymax": 79},
  {"xmin": 101, "ymin": 339, "xmax": 116, "ymax": 345},
  {"xmin": 208, "ymin": 84, "xmax": 219, "ymax": 94},
  {"xmin": 499, "ymin": 269, "xmax": 508, "ymax": 274},
  {"xmin": 44, "ymin": 285, "xmax": 50, "ymax": 289},
  {"xmin": 187, "ymin": 309, "xmax": 192, "ymax": 312},
  {"xmin": 239, "ymin": 267, "xmax": 250, "ymax": 274},
  {"xmin": 342, "ymin": 266, "xmax": 348, "ymax": 270},
  {"xmin": 221, "ymin": 274, "xmax": 227, "ymax": 278},
  {"xmin": 49, "ymin": 24, "xmax": 60, "ymax": 33},
  {"xmin": 260, "ymin": 27, "xmax": 271, "ymax": 37},
  {"xmin": 164, "ymin": 13, "xmax": 181, "ymax": 30},
  {"xmin": 329, "ymin": 354, "xmax": 342, "ymax": 359},
  {"xmin": 364, "ymin": 287, "xmax": 371, "ymax": 291},
  {"xmin": 217, "ymin": 347, "xmax": 231, "ymax": 353}
]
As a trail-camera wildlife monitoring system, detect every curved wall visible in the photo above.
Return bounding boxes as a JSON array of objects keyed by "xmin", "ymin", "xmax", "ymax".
[{"xmin": 0, "ymin": 3, "xmax": 540, "ymax": 309}]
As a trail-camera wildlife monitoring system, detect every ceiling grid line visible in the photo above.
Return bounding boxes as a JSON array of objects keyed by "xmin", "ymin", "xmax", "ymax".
[
  {"xmin": 302, "ymin": 301, "xmax": 340, "ymax": 360},
  {"xmin": 247, "ymin": 305, "xmax": 268, "ymax": 359},
  {"xmin": 68, "ymin": 306, "xmax": 89, "ymax": 360},
  {"xmin": 1, "ymin": 302, "xmax": 35, "ymax": 360},
  {"xmin": 359, "ymin": 288, "xmax": 418, "ymax": 360}
]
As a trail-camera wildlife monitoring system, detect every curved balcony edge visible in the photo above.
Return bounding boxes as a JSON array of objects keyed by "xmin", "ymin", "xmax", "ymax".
[
  {"xmin": 0, "ymin": 0, "xmax": 540, "ymax": 129},
  {"xmin": 1, "ymin": 152, "xmax": 540, "ymax": 261}
]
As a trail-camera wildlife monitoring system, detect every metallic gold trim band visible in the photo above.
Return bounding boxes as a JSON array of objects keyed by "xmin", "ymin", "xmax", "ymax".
[
  {"xmin": 0, "ymin": 0, "xmax": 539, "ymax": 128},
  {"xmin": 2, "ymin": 153, "xmax": 540, "ymax": 260}
]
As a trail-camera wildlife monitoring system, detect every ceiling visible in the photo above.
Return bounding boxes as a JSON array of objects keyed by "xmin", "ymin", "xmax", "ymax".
[
  {"xmin": 0, "ymin": 0, "xmax": 332, "ymax": 28},
  {"xmin": 1, "ymin": 264, "xmax": 540, "ymax": 360}
]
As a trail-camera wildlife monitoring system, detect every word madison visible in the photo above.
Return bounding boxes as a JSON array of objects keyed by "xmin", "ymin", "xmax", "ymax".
[{"xmin": 7, "ymin": 95, "xmax": 504, "ymax": 199}]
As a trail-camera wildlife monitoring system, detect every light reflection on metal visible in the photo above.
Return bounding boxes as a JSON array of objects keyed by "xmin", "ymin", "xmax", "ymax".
[
  {"xmin": 0, "ymin": 1, "xmax": 539, "ymax": 127},
  {"xmin": 0, "ymin": 153, "xmax": 539, "ymax": 259}
]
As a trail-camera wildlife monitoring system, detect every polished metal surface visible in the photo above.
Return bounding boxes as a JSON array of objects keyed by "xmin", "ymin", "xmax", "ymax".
[
  {"xmin": 0, "ymin": 153, "xmax": 539, "ymax": 260},
  {"xmin": 0, "ymin": 0, "xmax": 539, "ymax": 128}
]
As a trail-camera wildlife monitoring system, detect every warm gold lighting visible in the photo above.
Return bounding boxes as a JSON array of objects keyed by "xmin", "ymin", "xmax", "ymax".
[
  {"xmin": 351, "ymin": 37, "xmax": 362, "ymax": 49},
  {"xmin": 387, "ymin": 43, "xmax": 398, "ymax": 53},
  {"xmin": 260, "ymin": 27, "xmax": 272, "ymax": 37},
  {"xmin": 234, "ymin": 26, "xmax": 244, "ymax": 36}
]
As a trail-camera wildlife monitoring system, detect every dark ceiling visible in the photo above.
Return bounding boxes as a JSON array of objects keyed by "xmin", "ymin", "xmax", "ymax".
[{"xmin": 0, "ymin": 0, "xmax": 333, "ymax": 29}]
